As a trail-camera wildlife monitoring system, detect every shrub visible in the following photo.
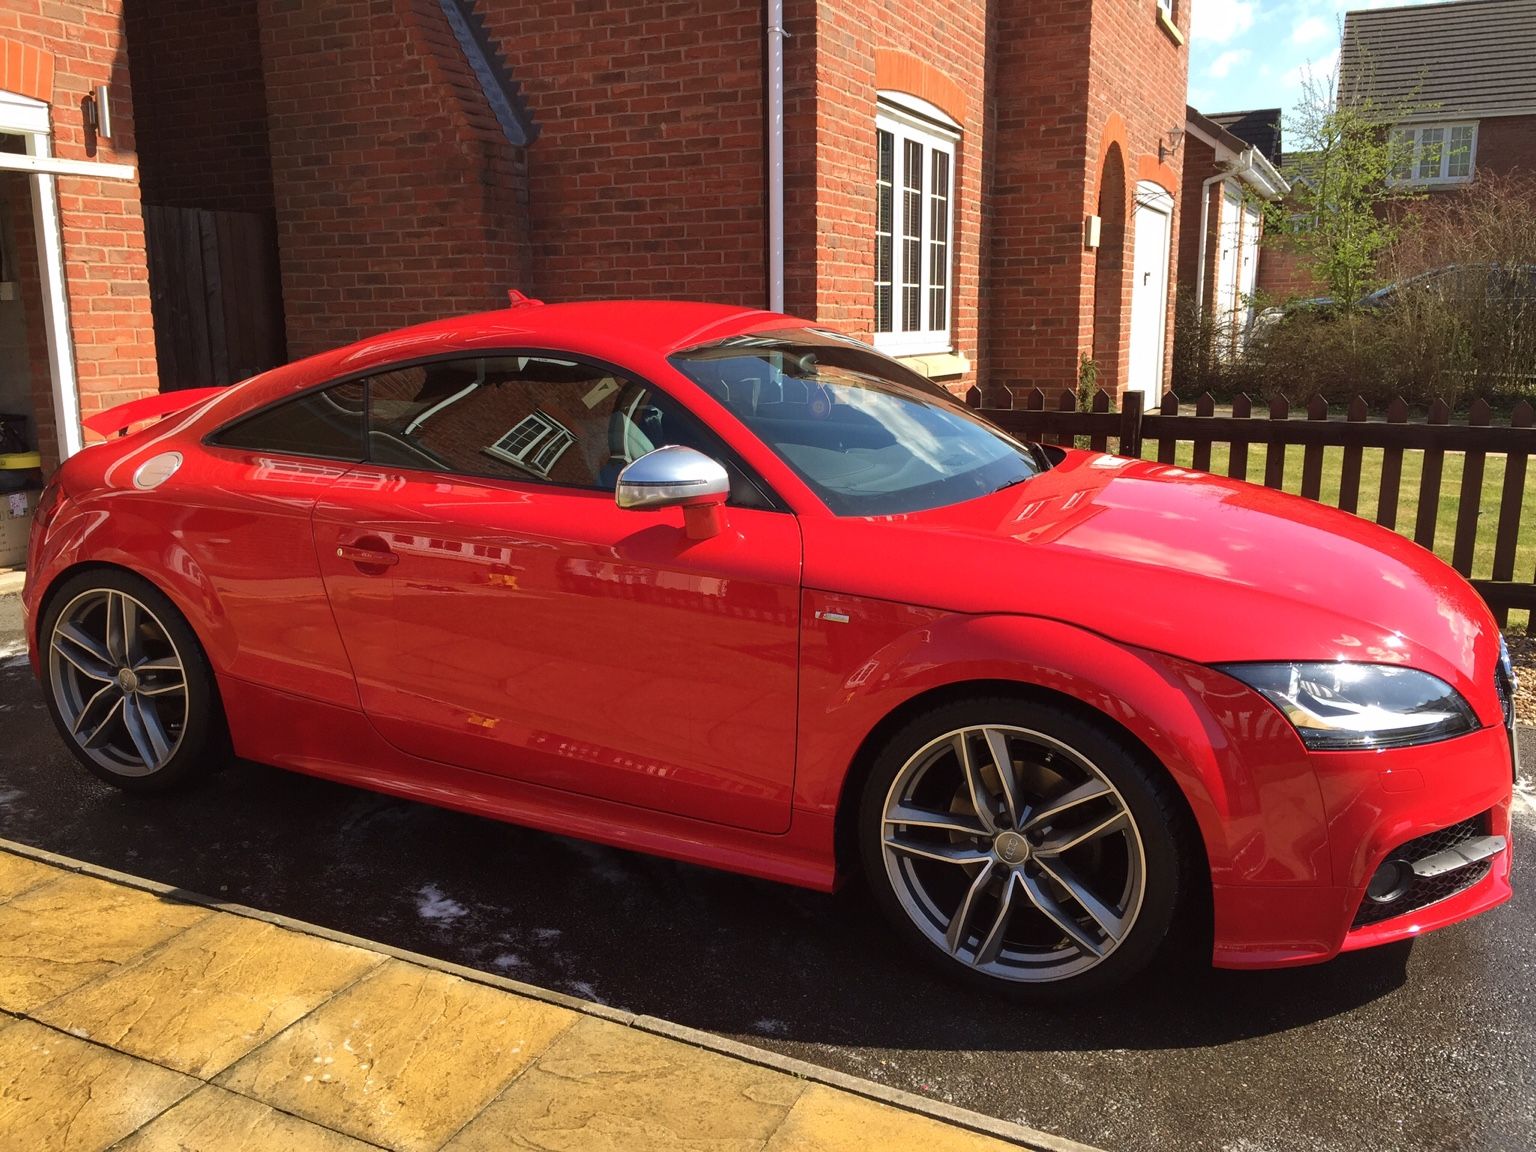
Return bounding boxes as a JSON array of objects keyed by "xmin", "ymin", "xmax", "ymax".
[{"xmin": 1174, "ymin": 176, "xmax": 1536, "ymax": 407}]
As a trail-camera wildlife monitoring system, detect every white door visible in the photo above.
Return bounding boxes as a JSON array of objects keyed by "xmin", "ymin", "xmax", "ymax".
[
  {"xmin": 1236, "ymin": 201, "xmax": 1263, "ymax": 347},
  {"xmin": 1129, "ymin": 182, "xmax": 1173, "ymax": 407},
  {"xmin": 1215, "ymin": 185, "xmax": 1241, "ymax": 349}
]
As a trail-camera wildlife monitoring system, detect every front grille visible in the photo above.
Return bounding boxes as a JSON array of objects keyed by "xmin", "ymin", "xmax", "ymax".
[{"xmin": 1352, "ymin": 814, "xmax": 1493, "ymax": 928}]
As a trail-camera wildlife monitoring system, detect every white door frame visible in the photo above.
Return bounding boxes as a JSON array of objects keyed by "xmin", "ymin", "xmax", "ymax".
[
  {"xmin": 1, "ymin": 88, "xmax": 136, "ymax": 461},
  {"xmin": 1129, "ymin": 181, "xmax": 1174, "ymax": 406}
]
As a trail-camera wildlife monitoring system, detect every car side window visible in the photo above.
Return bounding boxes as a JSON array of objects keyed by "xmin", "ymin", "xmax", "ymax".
[
  {"xmin": 209, "ymin": 380, "xmax": 366, "ymax": 460},
  {"xmin": 363, "ymin": 356, "xmax": 774, "ymax": 507}
]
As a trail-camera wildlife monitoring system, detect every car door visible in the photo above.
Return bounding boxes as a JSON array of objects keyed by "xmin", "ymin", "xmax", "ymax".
[{"xmin": 312, "ymin": 354, "xmax": 803, "ymax": 834}]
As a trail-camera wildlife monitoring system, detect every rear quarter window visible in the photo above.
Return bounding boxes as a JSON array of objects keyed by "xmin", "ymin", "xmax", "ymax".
[{"xmin": 208, "ymin": 381, "xmax": 367, "ymax": 461}]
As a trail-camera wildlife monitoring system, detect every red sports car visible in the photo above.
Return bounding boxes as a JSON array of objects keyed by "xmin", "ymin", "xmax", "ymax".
[{"xmin": 22, "ymin": 300, "xmax": 1516, "ymax": 995}]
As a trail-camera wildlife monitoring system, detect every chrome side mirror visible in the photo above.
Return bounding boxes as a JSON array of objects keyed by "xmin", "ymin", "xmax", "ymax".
[{"xmin": 615, "ymin": 445, "xmax": 729, "ymax": 510}]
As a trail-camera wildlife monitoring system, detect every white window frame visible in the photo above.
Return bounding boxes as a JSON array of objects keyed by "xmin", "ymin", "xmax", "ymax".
[
  {"xmin": 1, "ymin": 89, "xmax": 135, "ymax": 461},
  {"xmin": 874, "ymin": 94, "xmax": 958, "ymax": 357},
  {"xmin": 1156, "ymin": 0, "xmax": 1173, "ymax": 17},
  {"xmin": 1389, "ymin": 121, "xmax": 1478, "ymax": 186},
  {"xmin": 485, "ymin": 410, "xmax": 574, "ymax": 477}
]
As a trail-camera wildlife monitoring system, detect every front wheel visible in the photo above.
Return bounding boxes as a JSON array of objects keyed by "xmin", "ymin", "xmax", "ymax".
[
  {"xmin": 40, "ymin": 569, "xmax": 228, "ymax": 793},
  {"xmin": 859, "ymin": 696, "xmax": 1192, "ymax": 997}
]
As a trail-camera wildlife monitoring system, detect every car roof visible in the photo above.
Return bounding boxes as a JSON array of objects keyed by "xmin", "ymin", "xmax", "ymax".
[
  {"xmin": 224, "ymin": 300, "xmax": 798, "ymax": 414},
  {"xmin": 335, "ymin": 300, "xmax": 791, "ymax": 373}
]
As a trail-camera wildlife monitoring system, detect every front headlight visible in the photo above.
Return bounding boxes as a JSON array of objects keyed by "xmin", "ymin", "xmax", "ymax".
[{"xmin": 1215, "ymin": 662, "xmax": 1478, "ymax": 751}]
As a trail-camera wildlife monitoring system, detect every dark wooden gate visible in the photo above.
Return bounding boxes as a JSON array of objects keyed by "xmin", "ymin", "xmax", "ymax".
[{"xmin": 143, "ymin": 206, "xmax": 286, "ymax": 392}]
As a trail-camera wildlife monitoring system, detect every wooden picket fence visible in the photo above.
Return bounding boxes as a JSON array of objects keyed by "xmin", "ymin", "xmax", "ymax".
[{"xmin": 967, "ymin": 387, "xmax": 1536, "ymax": 624}]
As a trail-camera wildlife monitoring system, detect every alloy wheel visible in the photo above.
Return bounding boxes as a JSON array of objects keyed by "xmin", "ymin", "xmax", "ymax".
[
  {"xmin": 47, "ymin": 588, "xmax": 189, "ymax": 777},
  {"xmin": 880, "ymin": 724, "xmax": 1147, "ymax": 982}
]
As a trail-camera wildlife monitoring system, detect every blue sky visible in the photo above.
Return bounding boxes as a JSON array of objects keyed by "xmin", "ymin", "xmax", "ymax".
[{"xmin": 1187, "ymin": 0, "xmax": 1442, "ymax": 130}]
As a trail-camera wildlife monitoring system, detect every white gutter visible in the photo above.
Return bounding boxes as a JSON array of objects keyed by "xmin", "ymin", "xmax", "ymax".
[{"xmin": 765, "ymin": 0, "xmax": 786, "ymax": 313}]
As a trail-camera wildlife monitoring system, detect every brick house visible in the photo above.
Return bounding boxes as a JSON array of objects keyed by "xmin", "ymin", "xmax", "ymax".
[
  {"xmin": 1176, "ymin": 106, "xmax": 1289, "ymax": 350},
  {"xmin": 1341, "ymin": 0, "xmax": 1536, "ymax": 192},
  {"xmin": 1256, "ymin": 0, "xmax": 1536, "ymax": 305},
  {"xmin": 1, "ymin": 0, "xmax": 1191, "ymax": 474}
]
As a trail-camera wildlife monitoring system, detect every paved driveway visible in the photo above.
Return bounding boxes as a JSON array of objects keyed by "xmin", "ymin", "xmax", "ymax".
[{"xmin": 1, "ymin": 609, "xmax": 1532, "ymax": 1152}]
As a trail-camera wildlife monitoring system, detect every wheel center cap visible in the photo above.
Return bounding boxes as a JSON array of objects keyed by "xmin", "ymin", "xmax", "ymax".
[
  {"xmin": 117, "ymin": 668, "xmax": 139, "ymax": 693},
  {"xmin": 994, "ymin": 831, "xmax": 1029, "ymax": 864}
]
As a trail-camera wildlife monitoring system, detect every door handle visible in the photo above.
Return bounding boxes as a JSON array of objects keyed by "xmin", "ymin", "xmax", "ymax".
[{"xmin": 336, "ymin": 543, "xmax": 399, "ymax": 568}]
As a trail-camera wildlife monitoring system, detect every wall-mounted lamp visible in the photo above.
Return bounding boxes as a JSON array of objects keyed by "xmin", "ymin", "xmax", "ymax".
[
  {"xmin": 1158, "ymin": 127, "xmax": 1185, "ymax": 164},
  {"xmin": 1084, "ymin": 214, "xmax": 1102, "ymax": 250},
  {"xmin": 83, "ymin": 85, "xmax": 112, "ymax": 140}
]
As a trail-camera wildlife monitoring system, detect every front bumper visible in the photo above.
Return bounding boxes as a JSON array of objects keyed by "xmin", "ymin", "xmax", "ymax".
[{"xmin": 1212, "ymin": 722, "xmax": 1514, "ymax": 968}]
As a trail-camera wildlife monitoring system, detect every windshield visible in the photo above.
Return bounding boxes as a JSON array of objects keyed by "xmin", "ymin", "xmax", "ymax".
[{"xmin": 669, "ymin": 330, "xmax": 1041, "ymax": 516}]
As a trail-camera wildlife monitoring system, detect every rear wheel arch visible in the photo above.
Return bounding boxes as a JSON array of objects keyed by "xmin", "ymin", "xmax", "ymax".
[
  {"xmin": 37, "ymin": 565, "xmax": 231, "ymax": 791},
  {"xmin": 37, "ymin": 553, "xmax": 231, "ymax": 675}
]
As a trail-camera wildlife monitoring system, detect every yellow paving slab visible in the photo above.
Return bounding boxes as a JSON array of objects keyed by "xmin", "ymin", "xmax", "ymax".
[
  {"xmin": 217, "ymin": 957, "xmax": 579, "ymax": 1152},
  {"xmin": 32, "ymin": 913, "xmax": 386, "ymax": 1078},
  {"xmin": 0, "ymin": 1018, "xmax": 196, "ymax": 1152},
  {"xmin": 444, "ymin": 1014, "xmax": 806, "ymax": 1152},
  {"xmin": 0, "ymin": 873, "xmax": 209, "ymax": 1014},
  {"xmin": 115, "ymin": 1085, "xmax": 379, "ymax": 1152},
  {"xmin": 764, "ymin": 1083, "xmax": 1026, "ymax": 1152},
  {"xmin": 0, "ymin": 850, "xmax": 56, "ymax": 902}
]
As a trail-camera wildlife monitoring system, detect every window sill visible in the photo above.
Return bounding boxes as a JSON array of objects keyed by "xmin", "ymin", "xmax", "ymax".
[
  {"xmin": 1157, "ymin": 8, "xmax": 1185, "ymax": 45},
  {"xmin": 898, "ymin": 351, "xmax": 971, "ymax": 380}
]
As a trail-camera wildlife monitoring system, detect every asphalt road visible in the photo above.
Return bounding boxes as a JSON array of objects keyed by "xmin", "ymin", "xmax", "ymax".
[{"xmin": 1, "ymin": 600, "xmax": 1533, "ymax": 1152}]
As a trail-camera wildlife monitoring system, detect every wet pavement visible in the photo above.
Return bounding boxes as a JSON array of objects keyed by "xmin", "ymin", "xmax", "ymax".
[{"xmin": 1, "ymin": 605, "xmax": 1533, "ymax": 1152}]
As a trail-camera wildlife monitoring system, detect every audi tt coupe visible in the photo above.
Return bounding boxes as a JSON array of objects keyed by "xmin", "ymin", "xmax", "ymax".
[{"xmin": 22, "ymin": 299, "xmax": 1517, "ymax": 995}]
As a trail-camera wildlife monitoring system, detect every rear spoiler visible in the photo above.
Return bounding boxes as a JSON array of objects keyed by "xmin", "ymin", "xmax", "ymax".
[{"xmin": 81, "ymin": 387, "xmax": 227, "ymax": 440}]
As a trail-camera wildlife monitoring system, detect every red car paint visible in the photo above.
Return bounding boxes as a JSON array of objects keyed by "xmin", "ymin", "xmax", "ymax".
[{"xmin": 23, "ymin": 300, "xmax": 1514, "ymax": 969}]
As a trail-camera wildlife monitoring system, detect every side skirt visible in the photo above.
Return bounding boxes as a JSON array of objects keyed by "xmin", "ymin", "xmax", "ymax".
[{"xmin": 219, "ymin": 674, "xmax": 839, "ymax": 892}]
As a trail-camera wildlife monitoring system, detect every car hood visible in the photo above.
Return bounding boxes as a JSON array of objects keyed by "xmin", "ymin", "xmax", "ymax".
[{"xmin": 799, "ymin": 451, "xmax": 1497, "ymax": 693}]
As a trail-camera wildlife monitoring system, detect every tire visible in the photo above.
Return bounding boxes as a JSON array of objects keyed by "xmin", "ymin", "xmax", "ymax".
[
  {"xmin": 858, "ymin": 695, "xmax": 1192, "ymax": 998},
  {"xmin": 39, "ymin": 568, "xmax": 229, "ymax": 793}
]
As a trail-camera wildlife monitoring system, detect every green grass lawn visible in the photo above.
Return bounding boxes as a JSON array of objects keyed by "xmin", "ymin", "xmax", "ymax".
[{"xmin": 1137, "ymin": 438, "xmax": 1536, "ymax": 634}]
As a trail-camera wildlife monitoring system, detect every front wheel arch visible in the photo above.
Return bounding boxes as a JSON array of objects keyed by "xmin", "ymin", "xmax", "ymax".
[{"xmin": 833, "ymin": 679, "xmax": 1211, "ymax": 920}]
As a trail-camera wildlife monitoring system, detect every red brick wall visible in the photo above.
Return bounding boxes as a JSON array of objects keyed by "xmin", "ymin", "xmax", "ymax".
[
  {"xmin": 988, "ymin": 3, "xmax": 1094, "ymax": 396},
  {"xmin": 123, "ymin": 0, "xmax": 274, "ymax": 214},
  {"xmin": 481, "ymin": 0, "xmax": 766, "ymax": 306},
  {"xmin": 783, "ymin": 0, "xmax": 990, "ymax": 394},
  {"xmin": 1176, "ymin": 135, "xmax": 1217, "ymax": 301},
  {"xmin": 0, "ymin": 11, "xmax": 159, "ymax": 469},
  {"xmin": 1082, "ymin": 0, "xmax": 1188, "ymax": 399},
  {"xmin": 1473, "ymin": 114, "xmax": 1536, "ymax": 179},
  {"xmin": 1255, "ymin": 236, "xmax": 1320, "ymax": 301},
  {"xmin": 257, "ymin": 0, "xmax": 530, "ymax": 359}
]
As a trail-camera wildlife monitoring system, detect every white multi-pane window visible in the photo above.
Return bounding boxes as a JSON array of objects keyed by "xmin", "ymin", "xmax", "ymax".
[
  {"xmin": 874, "ymin": 96, "xmax": 958, "ymax": 356},
  {"xmin": 485, "ymin": 411, "xmax": 574, "ymax": 477},
  {"xmin": 1390, "ymin": 123, "xmax": 1477, "ymax": 185}
]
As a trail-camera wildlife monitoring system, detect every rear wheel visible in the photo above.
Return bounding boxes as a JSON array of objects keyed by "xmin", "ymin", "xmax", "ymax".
[
  {"xmin": 40, "ymin": 569, "xmax": 227, "ymax": 792},
  {"xmin": 859, "ymin": 696, "xmax": 1190, "ymax": 997}
]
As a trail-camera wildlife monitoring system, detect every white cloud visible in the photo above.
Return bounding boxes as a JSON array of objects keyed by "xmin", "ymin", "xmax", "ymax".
[
  {"xmin": 1192, "ymin": 0, "xmax": 1256, "ymax": 45},
  {"xmin": 1208, "ymin": 49, "xmax": 1252, "ymax": 80},
  {"xmin": 1292, "ymin": 16, "xmax": 1329, "ymax": 45},
  {"xmin": 1282, "ymin": 46, "xmax": 1341, "ymax": 92}
]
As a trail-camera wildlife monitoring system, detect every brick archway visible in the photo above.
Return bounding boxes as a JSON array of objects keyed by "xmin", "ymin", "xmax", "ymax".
[
  {"xmin": 873, "ymin": 49, "xmax": 966, "ymax": 124},
  {"xmin": 0, "ymin": 38, "xmax": 54, "ymax": 103},
  {"xmin": 1092, "ymin": 141, "xmax": 1128, "ymax": 397}
]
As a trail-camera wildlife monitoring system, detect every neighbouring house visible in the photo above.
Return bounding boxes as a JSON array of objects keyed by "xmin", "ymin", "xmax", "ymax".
[
  {"xmin": 1341, "ymin": 0, "xmax": 1536, "ymax": 192},
  {"xmin": 1176, "ymin": 106, "xmax": 1289, "ymax": 351},
  {"xmin": 1, "ymin": 0, "xmax": 1192, "ymax": 475},
  {"xmin": 1254, "ymin": 0, "xmax": 1536, "ymax": 307}
]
